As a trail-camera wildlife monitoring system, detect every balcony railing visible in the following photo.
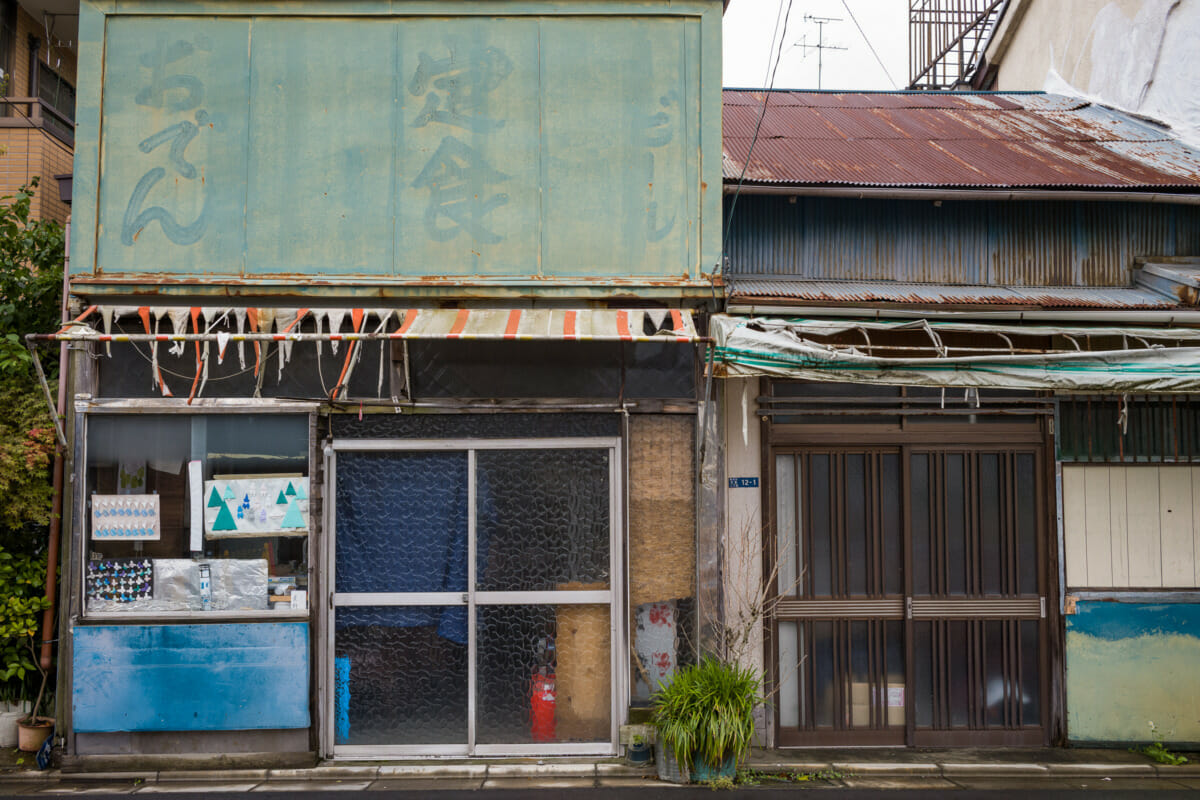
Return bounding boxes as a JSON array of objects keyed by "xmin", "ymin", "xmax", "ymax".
[{"xmin": 0, "ymin": 96, "xmax": 74, "ymax": 147}]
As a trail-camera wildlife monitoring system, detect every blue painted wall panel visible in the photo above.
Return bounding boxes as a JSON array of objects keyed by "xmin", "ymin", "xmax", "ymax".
[
  {"xmin": 73, "ymin": 623, "xmax": 310, "ymax": 733},
  {"xmin": 1066, "ymin": 602, "xmax": 1200, "ymax": 743}
]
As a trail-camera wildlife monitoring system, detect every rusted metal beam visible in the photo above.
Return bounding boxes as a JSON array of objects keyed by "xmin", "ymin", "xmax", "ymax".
[{"xmin": 24, "ymin": 340, "xmax": 66, "ymax": 449}]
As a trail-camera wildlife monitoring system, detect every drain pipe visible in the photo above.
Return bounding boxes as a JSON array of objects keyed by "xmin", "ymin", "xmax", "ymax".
[{"xmin": 40, "ymin": 219, "xmax": 68, "ymax": 672}]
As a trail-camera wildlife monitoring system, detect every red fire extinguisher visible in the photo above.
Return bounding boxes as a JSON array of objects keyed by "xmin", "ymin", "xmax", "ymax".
[{"xmin": 530, "ymin": 669, "xmax": 556, "ymax": 742}]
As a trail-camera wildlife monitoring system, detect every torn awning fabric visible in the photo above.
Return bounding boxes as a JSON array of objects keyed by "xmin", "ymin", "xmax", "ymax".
[
  {"xmin": 35, "ymin": 306, "xmax": 700, "ymax": 404},
  {"xmin": 711, "ymin": 314, "xmax": 1200, "ymax": 393}
]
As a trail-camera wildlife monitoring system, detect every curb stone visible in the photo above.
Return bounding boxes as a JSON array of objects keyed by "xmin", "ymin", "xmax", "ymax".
[
  {"xmin": 267, "ymin": 765, "xmax": 379, "ymax": 779},
  {"xmin": 487, "ymin": 763, "xmax": 597, "ymax": 777},
  {"xmin": 1044, "ymin": 763, "xmax": 1156, "ymax": 776},
  {"xmin": 941, "ymin": 763, "xmax": 1049, "ymax": 776},
  {"xmin": 159, "ymin": 770, "xmax": 268, "ymax": 782},
  {"xmin": 832, "ymin": 762, "xmax": 940, "ymax": 775},
  {"xmin": 376, "ymin": 764, "xmax": 488, "ymax": 778}
]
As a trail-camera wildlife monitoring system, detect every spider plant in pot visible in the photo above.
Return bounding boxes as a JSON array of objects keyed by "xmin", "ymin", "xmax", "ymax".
[{"xmin": 651, "ymin": 657, "xmax": 763, "ymax": 783}]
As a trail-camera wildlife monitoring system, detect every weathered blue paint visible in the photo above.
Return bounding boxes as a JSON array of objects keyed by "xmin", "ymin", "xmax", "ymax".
[
  {"xmin": 724, "ymin": 195, "xmax": 1200, "ymax": 287},
  {"xmin": 70, "ymin": 1, "xmax": 723, "ymax": 296},
  {"xmin": 1069, "ymin": 601, "xmax": 1200, "ymax": 639},
  {"xmin": 1066, "ymin": 602, "xmax": 1200, "ymax": 743},
  {"xmin": 72, "ymin": 624, "xmax": 310, "ymax": 732}
]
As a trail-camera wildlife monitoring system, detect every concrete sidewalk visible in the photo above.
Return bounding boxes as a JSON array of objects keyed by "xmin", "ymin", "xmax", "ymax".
[{"xmin": 0, "ymin": 747, "xmax": 1195, "ymax": 792}]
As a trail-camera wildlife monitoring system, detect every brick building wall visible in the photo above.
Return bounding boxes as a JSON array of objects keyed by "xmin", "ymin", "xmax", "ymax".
[{"xmin": 0, "ymin": 3, "xmax": 76, "ymax": 224}]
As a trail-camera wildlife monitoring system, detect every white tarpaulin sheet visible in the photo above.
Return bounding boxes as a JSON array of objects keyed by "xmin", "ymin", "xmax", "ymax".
[{"xmin": 712, "ymin": 314, "xmax": 1200, "ymax": 393}]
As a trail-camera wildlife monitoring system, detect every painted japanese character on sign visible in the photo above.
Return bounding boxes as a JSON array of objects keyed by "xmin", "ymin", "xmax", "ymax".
[
  {"xmin": 122, "ymin": 110, "xmax": 211, "ymax": 246},
  {"xmin": 123, "ymin": 36, "xmax": 214, "ymax": 248},
  {"xmin": 134, "ymin": 34, "xmax": 211, "ymax": 112},
  {"xmin": 411, "ymin": 136, "xmax": 509, "ymax": 244},
  {"xmin": 408, "ymin": 42, "xmax": 512, "ymax": 244},
  {"xmin": 643, "ymin": 90, "xmax": 679, "ymax": 243},
  {"xmin": 408, "ymin": 42, "xmax": 513, "ymax": 133}
]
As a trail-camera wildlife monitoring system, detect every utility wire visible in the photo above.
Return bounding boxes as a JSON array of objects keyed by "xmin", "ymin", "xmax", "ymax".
[
  {"xmin": 719, "ymin": 0, "xmax": 797, "ymax": 273},
  {"xmin": 840, "ymin": 0, "xmax": 900, "ymax": 90}
]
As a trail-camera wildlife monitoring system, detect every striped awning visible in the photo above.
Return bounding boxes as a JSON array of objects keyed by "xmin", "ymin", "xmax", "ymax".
[{"xmin": 41, "ymin": 306, "xmax": 700, "ymax": 344}]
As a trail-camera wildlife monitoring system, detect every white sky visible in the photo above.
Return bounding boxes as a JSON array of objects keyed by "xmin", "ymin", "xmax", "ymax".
[{"xmin": 723, "ymin": 0, "xmax": 909, "ymax": 91}]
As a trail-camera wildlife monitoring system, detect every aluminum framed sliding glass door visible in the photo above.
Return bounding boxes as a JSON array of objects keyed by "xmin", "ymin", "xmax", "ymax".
[{"xmin": 326, "ymin": 438, "xmax": 622, "ymax": 757}]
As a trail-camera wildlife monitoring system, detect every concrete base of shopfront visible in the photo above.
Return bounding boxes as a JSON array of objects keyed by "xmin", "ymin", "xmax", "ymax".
[{"xmin": 5, "ymin": 748, "xmax": 1200, "ymax": 792}]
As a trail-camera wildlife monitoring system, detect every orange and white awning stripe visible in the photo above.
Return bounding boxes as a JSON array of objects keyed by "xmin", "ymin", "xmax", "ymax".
[{"xmin": 392, "ymin": 308, "xmax": 696, "ymax": 342}]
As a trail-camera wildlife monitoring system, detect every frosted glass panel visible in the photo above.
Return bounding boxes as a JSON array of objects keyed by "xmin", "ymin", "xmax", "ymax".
[
  {"xmin": 476, "ymin": 604, "xmax": 610, "ymax": 745},
  {"xmin": 778, "ymin": 620, "xmax": 800, "ymax": 729},
  {"xmin": 335, "ymin": 451, "xmax": 468, "ymax": 595},
  {"xmin": 476, "ymin": 449, "xmax": 610, "ymax": 592},
  {"xmin": 334, "ymin": 606, "xmax": 468, "ymax": 745},
  {"xmin": 775, "ymin": 455, "xmax": 798, "ymax": 595}
]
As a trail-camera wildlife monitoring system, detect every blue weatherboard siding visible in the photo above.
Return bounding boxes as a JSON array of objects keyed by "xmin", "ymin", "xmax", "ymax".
[
  {"xmin": 73, "ymin": 624, "xmax": 310, "ymax": 732},
  {"xmin": 1066, "ymin": 602, "xmax": 1200, "ymax": 743}
]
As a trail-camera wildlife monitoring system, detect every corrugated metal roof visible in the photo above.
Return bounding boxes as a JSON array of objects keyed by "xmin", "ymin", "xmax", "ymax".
[
  {"xmin": 729, "ymin": 279, "xmax": 1182, "ymax": 309},
  {"xmin": 722, "ymin": 91, "xmax": 1200, "ymax": 190}
]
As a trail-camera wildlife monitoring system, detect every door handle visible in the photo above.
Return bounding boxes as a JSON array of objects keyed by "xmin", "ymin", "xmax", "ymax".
[{"xmin": 905, "ymin": 597, "xmax": 913, "ymax": 620}]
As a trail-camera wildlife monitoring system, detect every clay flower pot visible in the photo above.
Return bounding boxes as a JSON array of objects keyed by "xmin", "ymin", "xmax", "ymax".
[{"xmin": 16, "ymin": 716, "xmax": 52, "ymax": 752}]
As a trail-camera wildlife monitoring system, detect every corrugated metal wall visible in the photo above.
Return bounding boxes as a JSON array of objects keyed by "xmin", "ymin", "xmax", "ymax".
[{"xmin": 724, "ymin": 195, "xmax": 1200, "ymax": 286}]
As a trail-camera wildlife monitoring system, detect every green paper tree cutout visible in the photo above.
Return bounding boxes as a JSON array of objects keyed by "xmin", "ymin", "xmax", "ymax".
[
  {"xmin": 280, "ymin": 498, "xmax": 306, "ymax": 530},
  {"xmin": 207, "ymin": 487, "xmax": 223, "ymax": 508},
  {"xmin": 223, "ymin": 485, "xmax": 235, "ymax": 501},
  {"xmin": 276, "ymin": 490, "xmax": 288, "ymax": 505},
  {"xmin": 294, "ymin": 482, "xmax": 307, "ymax": 501},
  {"xmin": 212, "ymin": 502, "xmax": 238, "ymax": 532},
  {"xmin": 285, "ymin": 482, "xmax": 297, "ymax": 497}
]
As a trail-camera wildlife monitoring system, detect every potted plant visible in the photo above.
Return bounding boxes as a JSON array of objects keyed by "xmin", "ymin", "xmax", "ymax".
[
  {"xmin": 0, "ymin": 547, "xmax": 53, "ymax": 751},
  {"xmin": 651, "ymin": 657, "xmax": 762, "ymax": 784}
]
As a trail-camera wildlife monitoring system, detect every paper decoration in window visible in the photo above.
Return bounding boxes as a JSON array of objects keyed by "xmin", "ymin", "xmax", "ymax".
[
  {"xmin": 204, "ymin": 477, "xmax": 309, "ymax": 538},
  {"xmin": 86, "ymin": 558, "xmax": 153, "ymax": 603},
  {"xmin": 117, "ymin": 461, "xmax": 146, "ymax": 494},
  {"xmin": 91, "ymin": 494, "xmax": 161, "ymax": 541}
]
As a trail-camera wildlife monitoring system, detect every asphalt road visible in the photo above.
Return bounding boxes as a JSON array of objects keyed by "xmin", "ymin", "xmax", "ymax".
[{"xmin": 5, "ymin": 791, "xmax": 1200, "ymax": 799}]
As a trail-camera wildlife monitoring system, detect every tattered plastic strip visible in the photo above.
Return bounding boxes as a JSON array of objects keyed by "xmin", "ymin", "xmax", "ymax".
[
  {"xmin": 138, "ymin": 306, "xmax": 171, "ymax": 397},
  {"xmin": 246, "ymin": 308, "xmax": 261, "ymax": 377},
  {"xmin": 331, "ymin": 309, "xmax": 366, "ymax": 400},
  {"xmin": 326, "ymin": 310, "xmax": 346, "ymax": 355}
]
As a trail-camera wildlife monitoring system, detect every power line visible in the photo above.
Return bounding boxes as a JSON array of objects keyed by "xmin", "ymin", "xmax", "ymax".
[
  {"xmin": 840, "ymin": 0, "xmax": 900, "ymax": 90},
  {"xmin": 720, "ymin": 0, "xmax": 797, "ymax": 271}
]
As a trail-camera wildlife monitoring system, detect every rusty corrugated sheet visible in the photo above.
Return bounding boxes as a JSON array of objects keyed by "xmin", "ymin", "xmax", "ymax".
[
  {"xmin": 722, "ymin": 91, "xmax": 1200, "ymax": 189},
  {"xmin": 723, "ymin": 194, "xmax": 1200, "ymax": 287},
  {"xmin": 729, "ymin": 279, "xmax": 1181, "ymax": 309}
]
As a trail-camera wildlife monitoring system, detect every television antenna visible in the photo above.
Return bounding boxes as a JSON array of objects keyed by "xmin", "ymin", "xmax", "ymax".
[{"xmin": 795, "ymin": 15, "xmax": 847, "ymax": 90}]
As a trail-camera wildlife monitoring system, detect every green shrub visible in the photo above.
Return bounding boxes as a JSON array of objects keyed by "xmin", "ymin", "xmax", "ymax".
[
  {"xmin": 0, "ymin": 547, "xmax": 50, "ymax": 707},
  {"xmin": 651, "ymin": 657, "xmax": 763, "ymax": 773}
]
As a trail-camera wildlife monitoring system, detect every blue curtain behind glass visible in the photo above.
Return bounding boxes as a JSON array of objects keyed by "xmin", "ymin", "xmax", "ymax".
[{"xmin": 335, "ymin": 451, "xmax": 477, "ymax": 643}]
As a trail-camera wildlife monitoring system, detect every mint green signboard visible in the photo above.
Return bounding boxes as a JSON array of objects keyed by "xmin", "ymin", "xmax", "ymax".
[{"xmin": 73, "ymin": 2, "xmax": 721, "ymax": 295}]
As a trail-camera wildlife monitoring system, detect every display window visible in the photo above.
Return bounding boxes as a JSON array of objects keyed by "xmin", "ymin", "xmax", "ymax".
[{"xmin": 82, "ymin": 413, "xmax": 311, "ymax": 616}]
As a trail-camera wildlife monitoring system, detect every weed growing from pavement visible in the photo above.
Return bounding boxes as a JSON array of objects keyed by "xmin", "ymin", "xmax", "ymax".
[
  {"xmin": 729, "ymin": 767, "xmax": 845, "ymax": 786},
  {"xmin": 1135, "ymin": 721, "xmax": 1189, "ymax": 766}
]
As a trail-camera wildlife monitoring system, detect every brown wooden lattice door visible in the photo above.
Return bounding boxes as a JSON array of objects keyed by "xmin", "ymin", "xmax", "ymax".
[{"xmin": 773, "ymin": 447, "xmax": 1047, "ymax": 746}]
